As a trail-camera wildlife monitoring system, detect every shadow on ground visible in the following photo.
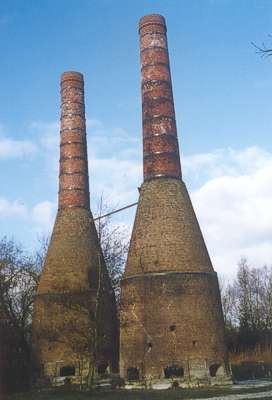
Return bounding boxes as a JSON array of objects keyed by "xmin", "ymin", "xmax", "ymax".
[{"xmin": 5, "ymin": 380, "xmax": 272, "ymax": 400}]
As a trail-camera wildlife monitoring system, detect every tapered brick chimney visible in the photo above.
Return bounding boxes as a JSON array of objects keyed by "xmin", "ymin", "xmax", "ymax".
[
  {"xmin": 32, "ymin": 72, "xmax": 118, "ymax": 385},
  {"xmin": 59, "ymin": 72, "xmax": 90, "ymax": 210},
  {"xmin": 140, "ymin": 15, "xmax": 181, "ymax": 181},
  {"xmin": 120, "ymin": 15, "xmax": 231, "ymax": 387}
]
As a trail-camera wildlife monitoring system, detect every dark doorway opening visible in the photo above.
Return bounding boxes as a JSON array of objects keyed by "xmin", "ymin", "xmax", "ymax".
[
  {"xmin": 60, "ymin": 365, "xmax": 75, "ymax": 377},
  {"xmin": 97, "ymin": 363, "xmax": 108, "ymax": 375},
  {"xmin": 127, "ymin": 367, "xmax": 139, "ymax": 381},
  {"xmin": 164, "ymin": 365, "xmax": 184, "ymax": 379},
  {"xmin": 209, "ymin": 363, "xmax": 221, "ymax": 377}
]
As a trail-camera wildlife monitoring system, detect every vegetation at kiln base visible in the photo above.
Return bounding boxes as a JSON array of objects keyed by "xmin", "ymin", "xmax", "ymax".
[
  {"xmin": 0, "ymin": 198, "xmax": 128, "ymax": 394},
  {"xmin": 1, "ymin": 197, "xmax": 272, "ymax": 393},
  {"xmin": 0, "ymin": 236, "xmax": 45, "ymax": 391},
  {"xmin": 94, "ymin": 196, "xmax": 129, "ymax": 303},
  {"xmin": 5, "ymin": 382, "xmax": 272, "ymax": 400},
  {"xmin": 220, "ymin": 259, "xmax": 272, "ymax": 373},
  {"xmin": 221, "ymin": 259, "xmax": 272, "ymax": 344}
]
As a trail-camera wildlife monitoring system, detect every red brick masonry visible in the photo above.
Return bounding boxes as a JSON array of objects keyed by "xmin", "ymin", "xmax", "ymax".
[
  {"xmin": 120, "ymin": 15, "xmax": 231, "ymax": 386},
  {"xmin": 59, "ymin": 72, "xmax": 90, "ymax": 210},
  {"xmin": 140, "ymin": 14, "xmax": 182, "ymax": 181},
  {"xmin": 32, "ymin": 72, "xmax": 118, "ymax": 384}
]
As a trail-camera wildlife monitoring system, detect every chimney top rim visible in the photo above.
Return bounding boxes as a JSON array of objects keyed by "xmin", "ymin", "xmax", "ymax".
[
  {"xmin": 139, "ymin": 14, "xmax": 166, "ymax": 31},
  {"xmin": 61, "ymin": 71, "xmax": 84, "ymax": 82}
]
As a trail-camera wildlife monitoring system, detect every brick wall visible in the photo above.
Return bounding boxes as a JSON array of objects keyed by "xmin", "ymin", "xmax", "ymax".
[
  {"xmin": 32, "ymin": 72, "xmax": 118, "ymax": 385},
  {"xmin": 120, "ymin": 178, "xmax": 230, "ymax": 384},
  {"xmin": 120, "ymin": 14, "xmax": 230, "ymax": 385}
]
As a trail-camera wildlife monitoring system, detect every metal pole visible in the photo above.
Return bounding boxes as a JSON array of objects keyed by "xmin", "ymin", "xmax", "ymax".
[{"xmin": 93, "ymin": 202, "xmax": 138, "ymax": 221}]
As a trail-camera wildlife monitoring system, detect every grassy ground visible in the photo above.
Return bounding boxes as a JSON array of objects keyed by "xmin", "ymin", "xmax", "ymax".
[{"xmin": 6, "ymin": 382, "xmax": 272, "ymax": 400}]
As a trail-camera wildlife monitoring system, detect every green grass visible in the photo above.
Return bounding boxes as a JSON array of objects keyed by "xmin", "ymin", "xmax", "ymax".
[{"xmin": 6, "ymin": 382, "xmax": 272, "ymax": 400}]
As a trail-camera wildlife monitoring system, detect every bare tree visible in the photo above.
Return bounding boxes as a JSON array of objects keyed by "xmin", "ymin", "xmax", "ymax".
[
  {"xmin": 220, "ymin": 258, "xmax": 272, "ymax": 354},
  {"xmin": 252, "ymin": 37, "xmax": 272, "ymax": 57},
  {"xmin": 94, "ymin": 196, "xmax": 129, "ymax": 303},
  {"xmin": 0, "ymin": 236, "xmax": 41, "ymax": 348},
  {"xmin": 0, "ymin": 196, "xmax": 128, "ymax": 391},
  {"xmin": 0, "ymin": 236, "xmax": 42, "ymax": 391},
  {"xmin": 220, "ymin": 276, "xmax": 239, "ymax": 328}
]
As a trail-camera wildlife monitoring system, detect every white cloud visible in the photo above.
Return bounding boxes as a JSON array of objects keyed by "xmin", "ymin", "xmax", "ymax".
[
  {"xmin": 28, "ymin": 121, "xmax": 59, "ymax": 152},
  {"xmin": 0, "ymin": 198, "xmax": 27, "ymax": 218},
  {"xmin": 189, "ymin": 146, "xmax": 272, "ymax": 278},
  {"xmin": 2, "ymin": 117, "xmax": 271, "ymax": 279},
  {"xmin": 0, "ymin": 137, "xmax": 37, "ymax": 159},
  {"xmin": 86, "ymin": 120, "xmax": 142, "ymax": 205},
  {"xmin": 90, "ymin": 157, "xmax": 141, "ymax": 206},
  {"xmin": 31, "ymin": 201, "xmax": 55, "ymax": 231},
  {"xmin": 183, "ymin": 146, "xmax": 272, "ymax": 184},
  {"xmin": 86, "ymin": 118, "xmax": 103, "ymax": 130},
  {"xmin": 26, "ymin": 119, "xmax": 142, "ymax": 206},
  {"xmin": 0, "ymin": 196, "xmax": 55, "ymax": 238},
  {"xmin": 28, "ymin": 121, "xmax": 60, "ymax": 182}
]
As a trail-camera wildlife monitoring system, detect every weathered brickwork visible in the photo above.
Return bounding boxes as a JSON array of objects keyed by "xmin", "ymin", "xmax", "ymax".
[
  {"xmin": 59, "ymin": 72, "xmax": 90, "ymax": 210},
  {"xmin": 32, "ymin": 72, "xmax": 118, "ymax": 386},
  {"xmin": 121, "ymin": 272, "xmax": 228, "ymax": 382},
  {"xmin": 120, "ymin": 15, "xmax": 231, "ymax": 387},
  {"xmin": 120, "ymin": 179, "xmax": 230, "ymax": 385},
  {"xmin": 140, "ymin": 14, "xmax": 181, "ymax": 181},
  {"xmin": 123, "ymin": 179, "xmax": 213, "ymax": 278}
]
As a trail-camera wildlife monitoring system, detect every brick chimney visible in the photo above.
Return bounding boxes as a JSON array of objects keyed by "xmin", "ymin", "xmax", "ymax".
[
  {"xmin": 120, "ymin": 15, "xmax": 231, "ymax": 387},
  {"xmin": 32, "ymin": 72, "xmax": 118, "ymax": 386},
  {"xmin": 140, "ymin": 15, "xmax": 181, "ymax": 181},
  {"xmin": 59, "ymin": 72, "xmax": 90, "ymax": 210}
]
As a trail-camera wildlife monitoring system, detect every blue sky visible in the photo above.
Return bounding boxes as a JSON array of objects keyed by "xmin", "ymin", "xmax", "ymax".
[{"xmin": 1, "ymin": 0, "xmax": 272, "ymax": 277}]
